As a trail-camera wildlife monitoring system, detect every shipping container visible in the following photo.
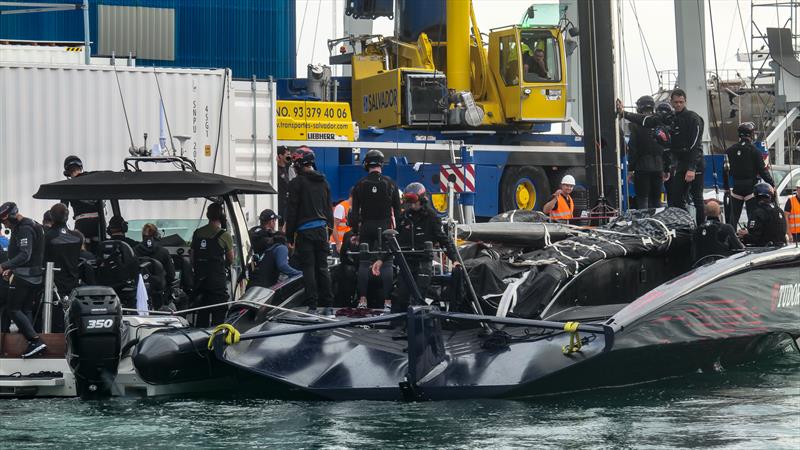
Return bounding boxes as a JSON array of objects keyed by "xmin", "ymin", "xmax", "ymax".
[
  {"xmin": 0, "ymin": 61, "xmax": 277, "ymax": 235},
  {"xmin": 0, "ymin": 0, "xmax": 295, "ymax": 79}
]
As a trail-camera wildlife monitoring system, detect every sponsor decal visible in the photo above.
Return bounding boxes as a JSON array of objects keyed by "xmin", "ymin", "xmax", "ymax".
[
  {"xmin": 776, "ymin": 283, "xmax": 800, "ymax": 309},
  {"xmin": 363, "ymin": 88, "xmax": 398, "ymax": 114}
]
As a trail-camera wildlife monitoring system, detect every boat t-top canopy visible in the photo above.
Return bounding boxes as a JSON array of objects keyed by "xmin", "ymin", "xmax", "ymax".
[{"xmin": 34, "ymin": 157, "xmax": 276, "ymax": 201}]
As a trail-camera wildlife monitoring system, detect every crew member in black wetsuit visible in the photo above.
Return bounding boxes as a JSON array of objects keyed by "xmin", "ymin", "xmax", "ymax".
[
  {"xmin": 44, "ymin": 203, "xmax": 84, "ymax": 332},
  {"xmin": 723, "ymin": 122, "xmax": 774, "ymax": 228},
  {"xmin": 61, "ymin": 155, "xmax": 103, "ymax": 253},
  {"xmin": 693, "ymin": 199, "xmax": 743, "ymax": 264},
  {"xmin": 394, "ymin": 183, "xmax": 460, "ymax": 311},
  {"xmin": 738, "ymin": 183, "xmax": 788, "ymax": 247},
  {"xmin": 106, "ymin": 215, "xmax": 139, "ymax": 249},
  {"xmin": 276, "ymin": 146, "xmax": 295, "ymax": 228},
  {"xmin": 134, "ymin": 224, "xmax": 176, "ymax": 309},
  {"xmin": 285, "ymin": 147, "xmax": 335, "ymax": 316},
  {"xmin": 627, "ymin": 95, "xmax": 668, "ymax": 209},
  {"xmin": 248, "ymin": 209, "xmax": 301, "ymax": 289},
  {"xmin": 350, "ymin": 149, "xmax": 401, "ymax": 312},
  {"xmin": 0, "ymin": 202, "xmax": 47, "ymax": 358},
  {"xmin": 619, "ymin": 89, "xmax": 705, "ymax": 223},
  {"xmin": 190, "ymin": 203, "xmax": 234, "ymax": 327}
]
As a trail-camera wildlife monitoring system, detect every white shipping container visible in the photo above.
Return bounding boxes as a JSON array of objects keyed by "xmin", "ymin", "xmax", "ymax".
[{"xmin": 0, "ymin": 62, "xmax": 277, "ymax": 233}]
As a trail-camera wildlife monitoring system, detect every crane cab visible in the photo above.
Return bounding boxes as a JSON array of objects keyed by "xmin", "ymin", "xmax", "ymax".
[{"xmin": 489, "ymin": 25, "xmax": 567, "ymax": 122}]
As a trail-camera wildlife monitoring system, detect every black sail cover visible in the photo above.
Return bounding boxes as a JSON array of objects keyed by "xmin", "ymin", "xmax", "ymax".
[{"xmin": 464, "ymin": 208, "xmax": 695, "ymax": 318}]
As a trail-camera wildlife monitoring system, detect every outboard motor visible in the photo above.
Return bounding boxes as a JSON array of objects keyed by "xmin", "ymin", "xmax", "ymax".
[{"xmin": 65, "ymin": 286, "xmax": 122, "ymax": 398}]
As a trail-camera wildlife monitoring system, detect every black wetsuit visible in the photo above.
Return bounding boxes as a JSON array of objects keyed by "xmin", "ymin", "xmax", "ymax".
[
  {"xmin": 351, "ymin": 171, "xmax": 401, "ymax": 303},
  {"xmin": 0, "ymin": 218, "xmax": 44, "ymax": 341},
  {"xmin": 724, "ymin": 140, "xmax": 774, "ymax": 227},
  {"xmin": 693, "ymin": 217, "xmax": 743, "ymax": 263},
  {"xmin": 62, "ymin": 173, "xmax": 102, "ymax": 252},
  {"xmin": 134, "ymin": 238, "xmax": 177, "ymax": 309},
  {"xmin": 393, "ymin": 206, "xmax": 459, "ymax": 311},
  {"xmin": 628, "ymin": 122, "xmax": 666, "ymax": 209},
  {"xmin": 742, "ymin": 201, "xmax": 787, "ymax": 247},
  {"xmin": 44, "ymin": 225, "xmax": 84, "ymax": 332}
]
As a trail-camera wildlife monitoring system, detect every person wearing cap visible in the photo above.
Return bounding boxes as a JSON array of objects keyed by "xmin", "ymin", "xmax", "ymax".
[
  {"xmin": 44, "ymin": 203, "xmax": 85, "ymax": 332},
  {"xmin": 190, "ymin": 203, "xmax": 235, "ymax": 327},
  {"xmin": 543, "ymin": 175, "xmax": 576, "ymax": 223},
  {"xmin": 693, "ymin": 199, "xmax": 743, "ymax": 264},
  {"xmin": 61, "ymin": 155, "xmax": 103, "ymax": 253},
  {"xmin": 0, "ymin": 202, "xmax": 47, "ymax": 358},
  {"xmin": 248, "ymin": 209, "xmax": 301, "ymax": 290},
  {"xmin": 285, "ymin": 147, "xmax": 335, "ymax": 316},
  {"xmin": 350, "ymin": 149, "xmax": 401, "ymax": 312},
  {"xmin": 737, "ymin": 183, "xmax": 787, "ymax": 247},
  {"xmin": 106, "ymin": 215, "xmax": 139, "ymax": 249},
  {"xmin": 784, "ymin": 179, "xmax": 800, "ymax": 243}
]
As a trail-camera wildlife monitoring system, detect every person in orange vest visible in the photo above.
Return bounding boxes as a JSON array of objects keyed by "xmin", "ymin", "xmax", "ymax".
[
  {"xmin": 785, "ymin": 179, "xmax": 800, "ymax": 243},
  {"xmin": 543, "ymin": 175, "xmax": 575, "ymax": 222},
  {"xmin": 330, "ymin": 189, "xmax": 353, "ymax": 254}
]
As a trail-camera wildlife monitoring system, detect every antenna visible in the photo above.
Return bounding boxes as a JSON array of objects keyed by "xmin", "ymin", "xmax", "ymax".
[
  {"xmin": 173, "ymin": 135, "xmax": 192, "ymax": 157},
  {"xmin": 112, "ymin": 65, "xmax": 136, "ymax": 151},
  {"xmin": 153, "ymin": 69, "xmax": 178, "ymax": 154}
]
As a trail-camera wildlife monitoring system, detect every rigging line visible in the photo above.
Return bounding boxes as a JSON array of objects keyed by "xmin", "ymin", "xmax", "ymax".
[
  {"xmin": 720, "ymin": 0, "xmax": 740, "ymax": 67},
  {"xmin": 628, "ymin": 0, "xmax": 660, "ymax": 88},
  {"xmin": 310, "ymin": 0, "xmax": 323, "ymax": 63},
  {"xmin": 153, "ymin": 69, "xmax": 177, "ymax": 154},
  {"xmin": 626, "ymin": 0, "xmax": 653, "ymax": 94},
  {"xmin": 706, "ymin": 0, "xmax": 728, "ymax": 191},
  {"xmin": 735, "ymin": 0, "xmax": 752, "ymax": 83},
  {"xmin": 112, "ymin": 65, "xmax": 136, "ymax": 150},
  {"xmin": 617, "ymin": 0, "xmax": 633, "ymax": 101},
  {"xmin": 419, "ymin": 1, "xmax": 447, "ymax": 183},
  {"xmin": 295, "ymin": 0, "xmax": 311, "ymax": 57}
]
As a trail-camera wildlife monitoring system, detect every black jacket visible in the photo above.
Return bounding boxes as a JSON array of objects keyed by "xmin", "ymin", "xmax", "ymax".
[
  {"xmin": 285, "ymin": 169, "xmax": 334, "ymax": 242},
  {"xmin": 44, "ymin": 225, "xmax": 84, "ymax": 291},
  {"xmin": 397, "ymin": 206, "xmax": 459, "ymax": 262},
  {"xmin": 134, "ymin": 238, "xmax": 176, "ymax": 286},
  {"xmin": 724, "ymin": 140, "xmax": 774, "ymax": 190},
  {"xmin": 277, "ymin": 165, "xmax": 293, "ymax": 219},
  {"xmin": 743, "ymin": 201, "xmax": 787, "ymax": 246},
  {"xmin": 350, "ymin": 171, "xmax": 401, "ymax": 234},
  {"xmin": 2, "ymin": 217, "xmax": 45, "ymax": 284},
  {"xmin": 628, "ymin": 122, "xmax": 666, "ymax": 173},
  {"xmin": 110, "ymin": 234, "xmax": 139, "ymax": 250},
  {"xmin": 61, "ymin": 172, "xmax": 103, "ymax": 239},
  {"xmin": 624, "ymin": 109, "xmax": 704, "ymax": 172},
  {"xmin": 693, "ymin": 217, "xmax": 743, "ymax": 262}
]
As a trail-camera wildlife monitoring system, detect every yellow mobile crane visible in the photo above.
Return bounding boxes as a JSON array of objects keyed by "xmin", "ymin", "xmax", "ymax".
[{"xmin": 333, "ymin": 1, "xmax": 572, "ymax": 129}]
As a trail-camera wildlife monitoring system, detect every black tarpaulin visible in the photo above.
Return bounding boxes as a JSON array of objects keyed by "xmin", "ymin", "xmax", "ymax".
[{"xmin": 34, "ymin": 170, "xmax": 277, "ymax": 200}]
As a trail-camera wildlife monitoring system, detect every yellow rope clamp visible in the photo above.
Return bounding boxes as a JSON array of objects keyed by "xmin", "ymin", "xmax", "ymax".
[
  {"xmin": 207, "ymin": 324, "xmax": 241, "ymax": 350},
  {"xmin": 562, "ymin": 321, "xmax": 582, "ymax": 355}
]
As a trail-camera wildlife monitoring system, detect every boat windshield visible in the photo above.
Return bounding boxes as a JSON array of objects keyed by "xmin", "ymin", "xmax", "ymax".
[{"xmin": 113, "ymin": 199, "xmax": 234, "ymax": 244}]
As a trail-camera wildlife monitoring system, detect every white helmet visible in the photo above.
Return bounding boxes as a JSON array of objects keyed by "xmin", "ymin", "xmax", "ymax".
[{"xmin": 561, "ymin": 175, "xmax": 576, "ymax": 186}]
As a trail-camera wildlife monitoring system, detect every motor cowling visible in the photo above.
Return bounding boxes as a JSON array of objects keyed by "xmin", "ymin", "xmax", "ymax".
[{"xmin": 65, "ymin": 286, "xmax": 122, "ymax": 398}]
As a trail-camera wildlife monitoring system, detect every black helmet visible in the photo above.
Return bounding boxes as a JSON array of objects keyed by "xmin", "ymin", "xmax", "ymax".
[
  {"xmin": 0, "ymin": 202, "xmax": 18, "ymax": 221},
  {"xmin": 403, "ymin": 182, "xmax": 427, "ymax": 203},
  {"xmin": 363, "ymin": 149, "xmax": 385, "ymax": 169},
  {"xmin": 291, "ymin": 146, "xmax": 316, "ymax": 168},
  {"xmin": 635, "ymin": 95, "xmax": 655, "ymax": 113},
  {"xmin": 753, "ymin": 182, "xmax": 772, "ymax": 198},
  {"xmin": 737, "ymin": 122, "xmax": 756, "ymax": 140},
  {"xmin": 107, "ymin": 215, "xmax": 128, "ymax": 233},
  {"xmin": 655, "ymin": 102, "xmax": 675, "ymax": 125},
  {"xmin": 63, "ymin": 155, "xmax": 83, "ymax": 177}
]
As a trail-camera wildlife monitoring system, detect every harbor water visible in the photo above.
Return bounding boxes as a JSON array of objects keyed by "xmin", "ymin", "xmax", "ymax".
[{"xmin": 1, "ymin": 354, "xmax": 798, "ymax": 449}]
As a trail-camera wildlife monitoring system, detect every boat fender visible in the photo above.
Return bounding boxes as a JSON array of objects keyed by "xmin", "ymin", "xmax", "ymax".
[
  {"xmin": 207, "ymin": 323, "xmax": 241, "ymax": 349},
  {"xmin": 562, "ymin": 321, "xmax": 582, "ymax": 355}
]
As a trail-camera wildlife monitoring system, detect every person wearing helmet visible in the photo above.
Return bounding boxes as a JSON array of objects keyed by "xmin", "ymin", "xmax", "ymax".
[
  {"xmin": 60, "ymin": 155, "xmax": 103, "ymax": 253},
  {"xmin": 190, "ymin": 203, "xmax": 235, "ymax": 327},
  {"xmin": 247, "ymin": 209, "xmax": 300, "ymax": 290},
  {"xmin": 723, "ymin": 122, "xmax": 775, "ymax": 228},
  {"xmin": 737, "ymin": 183, "xmax": 787, "ymax": 247},
  {"xmin": 0, "ymin": 202, "xmax": 47, "ymax": 358},
  {"xmin": 543, "ymin": 175, "xmax": 576, "ymax": 222},
  {"xmin": 627, "ymin": 95, "xmax": 668, "ymax": 209},
  {"xmin": 350, "ymin": 149, "xmax": 402, "ymax": 311},
  {"xmin": 392, "ymin": 182, "xmax": 460, "ymax": 311},
  {"xmin": 285, "ymin": 146, "xmax": 335, "ymax": 316},
  {"xmin": 43, "ymin": 203, "xmax": 85, "ymax": 332},
  {"xmin": 784, "ymin": 179, "xmax": 800, "ymax": 243},
  {"xmin": 618, "ymin": 89, "xmax": 706, "ymax": 224}
]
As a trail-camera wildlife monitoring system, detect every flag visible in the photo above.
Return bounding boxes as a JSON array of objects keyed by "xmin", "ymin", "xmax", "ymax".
[{"xmin": 136, "ymin": 274, "xmax": 149, "ymax": 316}]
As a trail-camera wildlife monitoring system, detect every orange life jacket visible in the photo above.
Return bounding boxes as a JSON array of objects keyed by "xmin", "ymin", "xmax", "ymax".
[
  {"xmin": 331, "ymin": 200, "xmax": 351, "ymax": 246},
  {"xmin": 788, "ymin": 195, "xmax": 800, "ymax": 235},
  {"xmin": 549, "ymin": 194, "xmax": 574, "ymax": 222}
]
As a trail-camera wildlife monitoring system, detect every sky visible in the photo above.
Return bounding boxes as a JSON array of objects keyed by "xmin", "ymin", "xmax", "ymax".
[{"xmin": 295, "ymin": 0, "xmax": 794, "ymax": 105}]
